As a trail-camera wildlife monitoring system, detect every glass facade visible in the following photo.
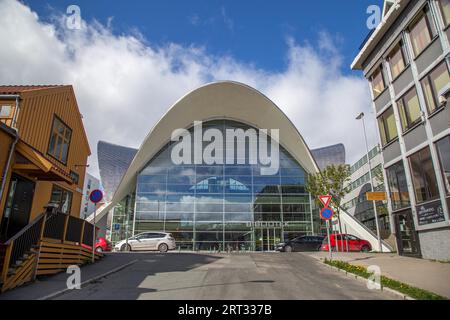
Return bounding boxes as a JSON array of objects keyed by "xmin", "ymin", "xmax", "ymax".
[{"xmin": 122, "ymin": 120, "xmax": 314, "ymax": 251}]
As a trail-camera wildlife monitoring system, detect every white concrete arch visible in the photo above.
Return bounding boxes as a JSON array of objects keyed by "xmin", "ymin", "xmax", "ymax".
[{"xmin": 93, "ymin": 81, "xmax": 320, "ymax": 222}]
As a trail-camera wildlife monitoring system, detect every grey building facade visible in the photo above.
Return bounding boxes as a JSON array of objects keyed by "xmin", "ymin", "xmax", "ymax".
[
  {"xmin": 310, "ymin": 143, "xmax": 346, "ymax": 170},
  {"xmin": 352, "ymin": 0, "xmax": 450, "ymax": 260}
]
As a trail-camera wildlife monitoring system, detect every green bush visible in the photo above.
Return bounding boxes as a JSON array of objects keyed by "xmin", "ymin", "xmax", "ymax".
[{"xmin": 323, "ymin": 259, "xmax": 447, "ymax": 300}]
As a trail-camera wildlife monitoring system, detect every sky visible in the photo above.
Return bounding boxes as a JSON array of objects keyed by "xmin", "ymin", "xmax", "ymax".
[{"xmin": 0, "ymin": 0, "xmax": 384, "ymax": 179}]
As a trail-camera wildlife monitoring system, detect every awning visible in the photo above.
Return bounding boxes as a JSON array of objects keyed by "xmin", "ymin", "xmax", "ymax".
[{"xmin": 13, "ymin": 141, "xmax": 74, "ymax": 184}]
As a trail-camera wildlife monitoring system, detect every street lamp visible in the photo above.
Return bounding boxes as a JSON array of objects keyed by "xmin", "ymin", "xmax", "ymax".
[{"xmin": 356, "ymin": 112, "xmax": 383, "ymax": 252}]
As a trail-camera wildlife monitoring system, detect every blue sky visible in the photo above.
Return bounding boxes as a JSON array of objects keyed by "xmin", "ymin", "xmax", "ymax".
[
  {"xmin": 26, "ymin": 0, "xmax": 383, "ymax": 75},
  {"xmin": 1, "ymin": 0, "xmax": 383, "ymax": 176}
]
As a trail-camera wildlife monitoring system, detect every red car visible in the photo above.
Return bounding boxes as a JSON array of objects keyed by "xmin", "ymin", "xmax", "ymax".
[
  {"xmin": 321, "ymin": 234, "xmax": 372, "ymax": 252},
  {"xmin": 81, "ymin": 237, "xmax": 112, "ymax": 253},
  {"xmin": 95, "ymin": 237, "xmax": 112, "ymax": 253}
]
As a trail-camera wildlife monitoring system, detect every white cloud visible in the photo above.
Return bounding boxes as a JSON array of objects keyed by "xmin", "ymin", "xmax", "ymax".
[{"xmin": 0, "ymin": 0, "xmax": 377, "ymax": 179}]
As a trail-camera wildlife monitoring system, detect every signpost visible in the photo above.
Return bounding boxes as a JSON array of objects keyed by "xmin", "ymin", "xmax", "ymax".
[
  {"xmin": 89, "ymin": 189, "xmax": 103, "ymax": 263},
  {"xmin": 319, "ymin": 195, "xmax": 333, "ymax": 260}
]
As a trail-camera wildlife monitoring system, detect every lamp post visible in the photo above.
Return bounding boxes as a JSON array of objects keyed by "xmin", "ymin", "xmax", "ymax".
[{"xmin": 356, "ymin": 112, "xmax": 383, "ymax": 252}]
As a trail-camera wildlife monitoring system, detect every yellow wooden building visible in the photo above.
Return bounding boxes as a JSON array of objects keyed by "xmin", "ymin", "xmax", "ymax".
[{"xmin": 0, "ymin": 85, "xmax": 91, "ymax": 242}]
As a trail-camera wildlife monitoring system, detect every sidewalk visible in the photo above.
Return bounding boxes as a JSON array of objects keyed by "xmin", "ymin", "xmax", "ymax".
[
  {"xmin": 304, "ymin": 251, "xmax": 450, "ymax": 298},
  {"xmin": 0, "ymin": 253, "xmax": 138, "ymax": 300}
]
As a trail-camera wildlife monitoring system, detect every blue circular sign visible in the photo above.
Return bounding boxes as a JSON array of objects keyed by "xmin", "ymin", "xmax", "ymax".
[
  {"xmin": 89, "ymin": 189, "xmax": 103, "ymax": 204},
  {"xmin": 320, "ymin": 207, "xmax": 333, "ymax": 220}
]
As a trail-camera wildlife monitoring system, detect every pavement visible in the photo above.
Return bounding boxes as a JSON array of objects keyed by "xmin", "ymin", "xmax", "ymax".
[
  {"xmin": 304, "ymin": 251, "xmax": 450, "ymax": 299},
  {"xmin": 0, "ymin": 252, "xmax": 401, "ymax": 300}
]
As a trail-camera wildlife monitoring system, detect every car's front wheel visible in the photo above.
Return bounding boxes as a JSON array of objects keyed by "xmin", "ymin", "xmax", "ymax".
[
  {"xmin": 158, "ymin": 243, "xmax": 169, "ymax": 253},
  {"xmin": 95, "ymin": 247, "xmax": 103, "ymax": 253},
  {"xmin": 284, "ymin": 245, "xmax": 292, "ymax": 253},
  {"xmin": 121, "ymin": 244, "xmax": 131, "ymax": 252}
]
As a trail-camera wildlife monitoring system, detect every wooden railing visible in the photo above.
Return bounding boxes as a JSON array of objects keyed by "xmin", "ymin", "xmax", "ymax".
[{"xmin": 0, "ymin": 208, "xmax": 101, "ymax": 291}]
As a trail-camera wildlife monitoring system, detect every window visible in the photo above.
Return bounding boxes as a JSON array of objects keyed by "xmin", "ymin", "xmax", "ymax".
[
  {"xmin": 370, "ymin": 66, "xmax": 386, "ymax": 98},
  {"xmin": 0, "ymin": 105, "xmax": 12, "ymax": 118},
  {"xmin": 421, "ymin": 61, "xmax": 450, "ymax": 114},
  {"xmin": 435, "ymin": 136, "xmax": 450, "ymax": 194},
  {"xmin": 408, "ymin": 7, "xmax": 436, "ymax": 57},
  {"xmin": 378, "ymin": 107, "xmax": 398, "ymax": 146},
  {"xmin": 50, "ymin": 185, "xmax": 73, "ymax": 214},
  {"xmin": 397, "ymin": 87, "xmax": 422, "ymax": 131},
  {"xmin": 386, "ymin": 161, "xmax": 410, "ymax": 210},
  {"xmin": 387, "ymin": 42, "xmax": 407, "ymax": 79},
  {"xmin": 48, "ymin": 116, "xmax": 72, "ymax": 164},
  {"xmin": 409, "ymin": 147, "xmax": 440, "ymax": 203},
  {"xmin": 438, "ymin": 0, "xmax": 450, "ymax": 26}
]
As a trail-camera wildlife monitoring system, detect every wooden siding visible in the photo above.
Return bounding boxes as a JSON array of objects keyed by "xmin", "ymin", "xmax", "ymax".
[
  {"xmin": 1, "ymin": 86, "xmax": 90, "ymax": 220},
  {"xmin": 0, "ymin": 129, "xmax": 15, "ymax": 223}
]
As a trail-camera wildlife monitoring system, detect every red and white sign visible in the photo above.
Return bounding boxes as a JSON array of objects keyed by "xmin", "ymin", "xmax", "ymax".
[{"xmin": 318, "ymin": 195, "xmax": 332, "ymax": 207}]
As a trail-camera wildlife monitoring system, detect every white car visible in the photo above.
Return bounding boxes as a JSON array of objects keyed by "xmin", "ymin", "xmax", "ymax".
[{"xmin": 114, "ymin": 232, "xmax": 176, "ymax": 253}]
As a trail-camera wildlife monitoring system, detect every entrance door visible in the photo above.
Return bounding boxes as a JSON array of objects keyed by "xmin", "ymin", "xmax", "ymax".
[
  {"xmin": 394, "ymin": 210, "xmax": 421, "ymax": 256},
  {"xmin": 255, "ymin": 228, "xmax": 281, "ymax": 251},
  {"xmin": 1, "ymin": 174, "xmax": 35, "ymax": 240}
]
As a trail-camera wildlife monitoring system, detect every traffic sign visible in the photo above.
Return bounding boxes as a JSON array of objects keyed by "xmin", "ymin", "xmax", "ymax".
[
  {"xmin": 318, "ymin": 195, "xmax": 332, "ymax": 207},
  {"xmin": 89, "ymin": 189, "xmax": 103, "ymax": 204},
  {"xmin": 113, "ymin": 223, "xmax": 121, "ymax": 231},
  {"xmin": 320, "ymin": 207, "xmax": 334, "ymax": 220}
]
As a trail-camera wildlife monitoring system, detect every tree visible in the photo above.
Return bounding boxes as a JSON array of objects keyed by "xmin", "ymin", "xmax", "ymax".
[{"xmin": 305, "ymin": 164, "xmax": 351, "ymax": 234}]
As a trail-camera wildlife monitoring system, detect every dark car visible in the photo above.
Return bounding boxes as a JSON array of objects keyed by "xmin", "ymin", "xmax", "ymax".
[{"xmin": 277, "ymin": 235, "xmax": 325, "ymax": 252}]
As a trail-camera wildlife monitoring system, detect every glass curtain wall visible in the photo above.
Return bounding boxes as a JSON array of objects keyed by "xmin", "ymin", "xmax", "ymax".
[{"xmin": 133, "ymin": 120, "xmax": 313, "ymax": 251}]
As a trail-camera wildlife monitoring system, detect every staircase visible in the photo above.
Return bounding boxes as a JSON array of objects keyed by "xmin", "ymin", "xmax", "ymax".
[{"xmin": 0, "ymin": 209, "xmax": 102, "ymax": 293}]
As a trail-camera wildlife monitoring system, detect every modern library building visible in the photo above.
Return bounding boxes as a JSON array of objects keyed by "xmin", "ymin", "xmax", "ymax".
[{"xmin": 95, "ymin": 81, "xmax": 336, "ymax": 251}]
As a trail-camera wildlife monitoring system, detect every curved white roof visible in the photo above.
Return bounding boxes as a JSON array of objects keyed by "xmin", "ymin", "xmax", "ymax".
[{"xmin": 91, "ymin": 81, "xmax": 320, "ymax": 222}]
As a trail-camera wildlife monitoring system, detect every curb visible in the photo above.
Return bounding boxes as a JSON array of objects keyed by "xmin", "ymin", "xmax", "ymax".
[
  {"xmin": 323, "ymin": 263, "xmax": 415, "ymax": 300},
  {"xmin": 38, "ymin": 259, "xmax": 139, "ymax": 300}
]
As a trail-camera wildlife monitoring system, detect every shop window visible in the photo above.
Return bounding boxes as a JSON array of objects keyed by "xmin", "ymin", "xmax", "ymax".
[
  {"xmin": 386, "ymin": 161, "xmax": 410, "ymax": 210},
  {"xmin": 408, "ymin": 147, "xmax": 440, "ymax": 203},
  {"xmin": 50, "ymin": 184, "xmax": 73, "ymax": 214},
  {"xmin": 435, "ymin": 136, "xmax": 450, "ymax": 194}
]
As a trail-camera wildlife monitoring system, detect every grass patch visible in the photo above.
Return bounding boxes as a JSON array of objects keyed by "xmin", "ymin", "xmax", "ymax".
[{"xmin": 324, "ymin": 258, "xmax": 447, "ymax": 300}]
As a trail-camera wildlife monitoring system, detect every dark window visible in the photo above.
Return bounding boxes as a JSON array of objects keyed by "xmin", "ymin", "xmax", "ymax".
[
  {"xmin": 421, "ymin": 61, "xmax": 450, "ymax": 114},
  {"xmin": 50, "ymin": 184, "xmax": 73, "ymax": 214},
  {"xmin": 48, "ymin": 116, "xmax": 72, "ymax": 164},
  {"xmin": 397, "ymin": 87, "xmax": 422, "ymax": 132},
  {"xmin": 409, "ymin": 147, "xmax": 440, "ymax": 203},
  {"xmin": 70, "ymin": 171, "xmax": 79, "ymax": 185},
  {"xmin": 377, "ymin": 107, "xmax": 398, "ymax": 145},
  {"xmin": 386, "ymin": 161, "xmax": 411, "ymax": 210},
  {"xmin": 435, "ymin": 136, "xmax": 450, "ymax": 194}
]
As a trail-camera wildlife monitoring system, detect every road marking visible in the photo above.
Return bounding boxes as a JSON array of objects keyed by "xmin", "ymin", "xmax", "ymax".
[{"xmin": 38, "ymin": 259, "xmax": 139, "ymax": 300}]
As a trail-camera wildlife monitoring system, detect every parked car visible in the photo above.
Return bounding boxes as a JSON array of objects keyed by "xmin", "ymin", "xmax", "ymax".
[
  {"xmin": 95, "ymin": 237, "xmax": 112, "ymax": 253},
  {"xmin": 80, "ymin": 237, "xmax": 112, "ymax": 252},
  {"xmin": 277, "ymin": 235, "xmax": 325, "ymax": 252},
  {"xmin": 114, "ymin": 232, "xmax": 176, "ymax": 253},
  {"xmin": 321, "ymin": 234, "xmax": 372, "ymax": 252}
]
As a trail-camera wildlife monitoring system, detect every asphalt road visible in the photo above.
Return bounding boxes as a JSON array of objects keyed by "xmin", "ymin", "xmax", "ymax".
[{"xmin": 51, "ymin": 252, "xmax": 399, "ymax": 300}]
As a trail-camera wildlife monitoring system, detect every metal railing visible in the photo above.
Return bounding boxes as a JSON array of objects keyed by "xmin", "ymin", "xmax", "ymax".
[{"xmin": 4, "ymin": 214, "xmax": 44, "ymax": 269}]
